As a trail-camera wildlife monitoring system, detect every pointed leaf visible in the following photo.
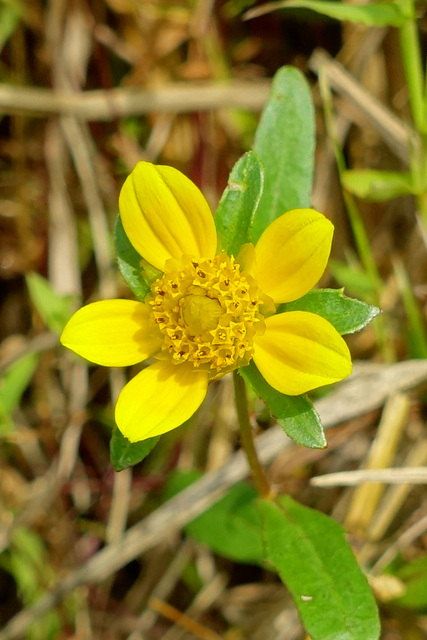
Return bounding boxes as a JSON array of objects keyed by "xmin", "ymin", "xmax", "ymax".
[
  {"xmin": 241, "ymin": 362, "xmax": 326, "ymax": 449},
  {"xmin": 251, "ymin": 66, "xmax": 315, "ymax": 242},
  {"xmin": 0, "ymin": 353, "xmax": 39, "ymax": 433},
  {"xmin": 277, "ymin": 289, "xmax": 380, "ymax": 335},
  {"xmin": 329, "ymin": 260, "xmax": 377, "ymax": 299},
  {"xmin": 342, "ymin": 170, "xmax": 415, "ymax": 201},
  {"xmin": 215, "ymin": 151, "xmax": 264, "ymax": 256},
  {"xmin": 26, "ymin": 273, "xmax": 75, "ymax": 335},
  {"xmin": 110, "ymin": 427, "xmax": 159, "ymax": 471},
  {"xmin": 259, "ymin": 495, "xmax": 380, "ymax": 640}
]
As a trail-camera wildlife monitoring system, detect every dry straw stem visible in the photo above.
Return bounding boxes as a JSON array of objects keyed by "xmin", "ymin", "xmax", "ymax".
[
  {"xmin": 45, "ymin": 121, "xmax": 81, "ymax": 297},
  {"xmin": 0, "ymin": 81, "xmax": 271, "ymax": 120},
  {"xmin": 60, "ymin": 116, "xmax": 116, "ymax": 298},
  {"xmin": 372, "ymin": 512, "xmax": 427, "ymax": 575},
  {"xmin": 309, "ymin": 48, "xmax": 416, "ymax": 164},
  {"xmin": 366, "ymin": 438, "xmax": 427, "ymax": 541},
  {"xmin": 3, "ymin": 360, "xmax": 427, "ymax": 640},
  {"xmin": 356, "ymin": 439, "xmax": 427, "ymax": 566},
  {"xmin": 344, "ymin": 392, "xmax": 410, "ymax": 532},
  {"xmin": 311, "ymin": 466, "xmax": 427, "ymax": 488},
  {"xmin": 44, "ymin": 119, "xmax": 89, "ymax": 485}
]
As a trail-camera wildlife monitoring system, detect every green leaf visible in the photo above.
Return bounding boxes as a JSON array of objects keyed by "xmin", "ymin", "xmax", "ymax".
[
  {"xmin": 342, "ymin": 170, "xmax": 415, "ymax": 201},
  {"xmin": 0, "ymin": 353, "xmax": 39, "ymax": 433},
  {"xmin": 26, "ymin": 273, "xmax": 76, "ymax": 335},
  {"xmin": 115, "ymin": 216, "xmax": 151, "ymax": 301},
  {"xmin": 0, "ymin": 0, "xmax": 23, "ymax": 53},
  {"xmin": 329, "ymin": 259, "xmax": 377, "ymax": 299},
  {"xmin": 277, "ymin": 288, "xmax": 380, "ymax": 335},
  {"xmin": 393, "ymin": 555, "xmax": 427, "ymax": 609},
  {"xmin": 251, "ymin": 66, "xmax": 315, "ymax": 242},
  {"xmin": 164, "ymin": 471, "xmax": 264, "ymax": 564},
  {"xmin": 187, "ymin": 482, "xmax": 264, "ymax": 563},
  {"xmin": 3, "ymin": 528, "xmax": 62, "ymax": 640},
  {"xmin": 162, "ymin": 468, "xmax": 202, "ymax": 500},
  {"xmin": 259, "ymin": 495, "xmax": 380, "ymax": 640},
  {"xmin": 215, "ymin": 151, "xmax": 264, "ymax": 257},
  {"xmin": 246, "ymin": 0, "xmax": 407, "ymax": 27},
  {"xmin": 110, "ymin": 427, "xmax": 160, "ymax": 471},
  {"xmin": 241, "ymin": 362, "xmax": 326, "ymax": 449}
]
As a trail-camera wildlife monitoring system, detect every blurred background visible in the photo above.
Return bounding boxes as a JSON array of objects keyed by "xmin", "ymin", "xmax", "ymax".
[{"xmin": 1, "ymin": 1, "xmax": 427, "ymax": 639}]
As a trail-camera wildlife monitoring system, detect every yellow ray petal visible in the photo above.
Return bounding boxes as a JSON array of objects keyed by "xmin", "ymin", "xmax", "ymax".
[
  {"xmin": 236, "ymin": 243, "xmax": 257, "ymax": 275},
  {"xmin": 119, "ymin": 161, "xmax": 217, "ymax": 270},
  {"xmin": 253, "ymin": 311, "xmax": 352, "ymax": 395},
  {"xmin": 60, "ymin": 300, "xmax": 162, "ymax": 366},
  {"xmin": 254, "ymin": 209, "xmax": 334, "ymax": 303},
  {"xmin": 115, "ymin": 361, "xmax": 208, "ymax": 441}
]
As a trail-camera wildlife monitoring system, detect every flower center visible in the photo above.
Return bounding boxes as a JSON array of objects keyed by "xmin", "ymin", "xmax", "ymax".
[
  {"xmin": 147, "ymin": 253, "xmax": 270, "ymax": 377},
  {"xmin": 181, "ymin": 293, "xmax": 222, "ymax": 335}
]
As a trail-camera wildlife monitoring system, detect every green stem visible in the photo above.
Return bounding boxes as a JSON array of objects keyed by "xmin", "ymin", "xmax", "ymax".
[
  {"xmin": 397, "ymin": 0, "xmax": 427, "ymax": 237},
  {"xmin": 233, "ymin": 370, "xmax": 271, "ymax": 498},
  {"xmin": 343, "ymin": 193, "xmax": 383, "ymax": 296},
  {"xmin": 399, "ymin": 17, "xmax": 426, "ymax": 133}
]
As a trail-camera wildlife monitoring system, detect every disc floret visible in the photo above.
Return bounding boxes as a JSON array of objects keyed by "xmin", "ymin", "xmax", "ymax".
[{"xmin": 147, "ymin": 253, "xmax": 271, "ymax": 376}]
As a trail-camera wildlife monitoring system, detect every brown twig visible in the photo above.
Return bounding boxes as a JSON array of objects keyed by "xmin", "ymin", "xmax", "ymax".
[{"xmin": 0, "ymin": 81, "xmax": 272, "ymax": 120}]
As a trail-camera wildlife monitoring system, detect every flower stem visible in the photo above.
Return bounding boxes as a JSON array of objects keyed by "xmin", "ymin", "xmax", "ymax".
[
  {"xmin": 398, "ymin": 0, "xmax": 425, "ymax": 133},
  {"xmin": 233, "ymin": 370, "xmax": 272, "ymax": 498}
]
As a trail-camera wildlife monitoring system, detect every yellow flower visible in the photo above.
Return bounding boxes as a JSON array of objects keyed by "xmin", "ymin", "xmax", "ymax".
[{"xmin": 61, "ymin": 162, "xmax": 352, "ymax": 442}]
